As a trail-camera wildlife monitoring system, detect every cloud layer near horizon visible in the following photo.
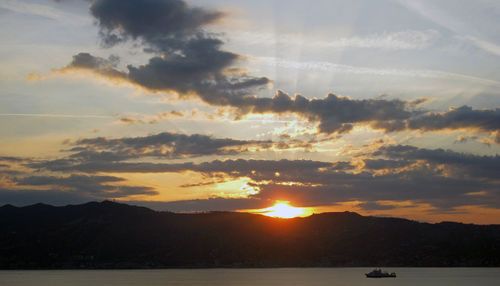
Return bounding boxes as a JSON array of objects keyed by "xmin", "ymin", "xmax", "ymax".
[{"xmin": 1, "ymin": 129, "xmax": 498, "ymax": 214}]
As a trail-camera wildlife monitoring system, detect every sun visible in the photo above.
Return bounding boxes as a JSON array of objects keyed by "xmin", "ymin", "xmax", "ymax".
[{"xmin": 258, "ymin": 201, "xmax": 311, "ymax": 218}]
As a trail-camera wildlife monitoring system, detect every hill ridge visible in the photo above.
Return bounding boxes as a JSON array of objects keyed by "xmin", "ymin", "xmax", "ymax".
[{"xmin": 1, "ymin": 201, "xmax": 499, "ymax": 269}]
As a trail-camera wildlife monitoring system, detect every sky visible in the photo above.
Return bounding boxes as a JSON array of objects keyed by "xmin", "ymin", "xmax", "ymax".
[{"xmin": 1, "ymin": 0, "xmax": 500, "ymax": 224}]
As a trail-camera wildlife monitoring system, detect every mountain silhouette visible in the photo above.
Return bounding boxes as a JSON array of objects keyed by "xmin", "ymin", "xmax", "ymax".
[{"xmin": 1, "ymin": 201, "xmax": 499, "ymax": 269}]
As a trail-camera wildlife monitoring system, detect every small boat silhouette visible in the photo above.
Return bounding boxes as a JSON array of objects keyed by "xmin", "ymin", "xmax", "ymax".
[{"xmin": 365, "ymin": 268, "xmax": 396, "ymax": 278}]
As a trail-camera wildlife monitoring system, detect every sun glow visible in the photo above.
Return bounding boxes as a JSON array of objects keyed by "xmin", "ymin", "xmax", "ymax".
[{"xmin": 258, "ymin": 201, "xmax": 311, "ymax": 218}]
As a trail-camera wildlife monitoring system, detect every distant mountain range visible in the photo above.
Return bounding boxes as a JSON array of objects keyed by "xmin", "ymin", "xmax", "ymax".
[{"xmin": 1, "ymin": 201, "xmax": 499, "ymax": 269}]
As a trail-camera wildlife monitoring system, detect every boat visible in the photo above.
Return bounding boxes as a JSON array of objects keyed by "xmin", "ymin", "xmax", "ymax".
[{"xmin": 365, "ymin": 268, "xmax": 396, "ymax": 278}]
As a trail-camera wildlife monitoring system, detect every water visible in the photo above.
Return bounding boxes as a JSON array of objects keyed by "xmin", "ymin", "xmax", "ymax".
[{"xmin": 1, "ymin": 268, "xmax": 498, "ymax": 286}]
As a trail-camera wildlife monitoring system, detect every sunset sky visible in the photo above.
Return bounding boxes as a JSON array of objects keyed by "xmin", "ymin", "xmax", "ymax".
[{"xmin": 1, "ymin": 0, "xmax": 500, "ymax": 224}]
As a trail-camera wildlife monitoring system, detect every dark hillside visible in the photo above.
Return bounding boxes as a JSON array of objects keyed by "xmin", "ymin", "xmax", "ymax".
[{"xmin": 1, "ymin": 201, "xmax": 499, "ymax": 268}]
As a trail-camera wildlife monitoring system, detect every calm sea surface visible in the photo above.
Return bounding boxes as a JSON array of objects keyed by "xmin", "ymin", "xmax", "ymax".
[{"xmin": 1, "ymin": 268, "xmax": 499, "ymax": 286}]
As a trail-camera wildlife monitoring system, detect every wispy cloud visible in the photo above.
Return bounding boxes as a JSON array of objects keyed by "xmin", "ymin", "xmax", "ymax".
[
  {"xmin": 462, "ymin": 36, "xmax": 500, "ymax": 57},
  {"xmin": 397, "ymin": 0, "xmax": 500, "ymax": 57},
  {"xmin": 257, "ymin": 57, "xmax": 500, "ymax": 86},
  {"xmin": 0, "ymin": 0, "xmax": 87, "ymax": 22},
  {"xmin": 0, "ymin": 113, "xmax": 112, "ymax": 119},
  {"xmin": 230, "ymin": 29, "xmax": 439, "ymax": 50}
]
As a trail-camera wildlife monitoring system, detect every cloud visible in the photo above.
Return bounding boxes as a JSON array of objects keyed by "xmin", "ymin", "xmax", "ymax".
[
  {"xmin": 454, "ymin": 135, "xmax": 479, "ymax": 144},
  {"xmin": 0, "ymin": 156, "xmax": 25, "ymax": 163},
  {"xmin": 61, "ymin": 0, "xmax": 411, "ymax": 134},
  {"xmin": 406, "ymin": 106, "xmax": 500, "ymax": 133},
  {"xmin": 24, "ymin": 131, "xmax": 322, "ymax": 174},
  {"xmin": 462, "ymin": 36, "xmax": 500, "ymax": 57},
  {"xmin": 120, "ymin": 110, "xmax": 184, "ymax": 125},
  {"xmin": 119, "ymin": 117, "xmax": 143, "ymax": 124},
  {"xmin": 119, "ymin": 160, "xmax": 499, "ymax": 212},
  {"xmin": 59, "ymin": 52, "xmax": 127, "ymax": 81},
  {"xmin": 61, "ymin": 50, "xmax": 500, "ymax": 137},
  {"xmin": 3, "ymin": 137, "xmax": 498, "ymax": 212},
  {"xmin": 361, "ymin": 158, "xmax": 412, "ymax": 170},
  {"xmin": 58, "ymin": 0, "xmax": 271, "ymax": 107},
  {"xmin": 397, "ymin": 0, "xmax": 500, "ymax": 58},
  {"xmin": 232, "ymin": 29, "xmax": 440, "ymax": 51},
  {"xmin": 70, "ymin": 131, "xmax": 271, "ymax": 159},
  {"xmin": 41, "ymin": 131, "xmax": 312, "ymax": 170},
  {"xmin": 0, "ymin": 170, "xmax": 158, "ymax": 206},
  {"xmin": 54, "ymin": 0, "xmax": 500, "ymax": 138},
  {"xmin": 371, "ymin": 105, "xmax": 500, "ymax": 141},
  {"xmin": 31, "ymin": 158, "xmax": 331, "ymax": 176},
  {"xmin": 90, "ymin": 0, "xmax": 223, "ymax": 48},
  {"xmin": 25, "ymin": 142, "xmax": 500, "ymax": 212},
  {"xmin": 0, "ymin": 0, "xmax": 85, "ymax": 22},
  {"xmin": 14, "ymin": 174, "xmax": 158, "ymax": 198},
  {"xmin": 241, "ymin": 90, "xmax": 414, "ymax": 134},
  {"xmin": 375, "ymin": 145, "xmax": 500, "ymax": 180},
  {"xmin": 62, "ymin": 54, "xmax": 500, "ymax": 138},
  {"xmin": 257, "ymin": 57, "xmax": 500, "ymax": 86},
  {"xmin": 61, "ymin": 51, "xmax": 419, "ymax": 134},
  {"xmin": 254, "ymin": 171, "xmax": 499, "ymax": 211},
  {"xmin": 0, "ymin": 113, "xmax": 112, "ymax": 119}
]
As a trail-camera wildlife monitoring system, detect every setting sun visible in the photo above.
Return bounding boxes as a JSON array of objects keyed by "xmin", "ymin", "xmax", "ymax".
[{"xmin": 257, "ymin": 201, "xmax": 312, "ymax": 218}]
